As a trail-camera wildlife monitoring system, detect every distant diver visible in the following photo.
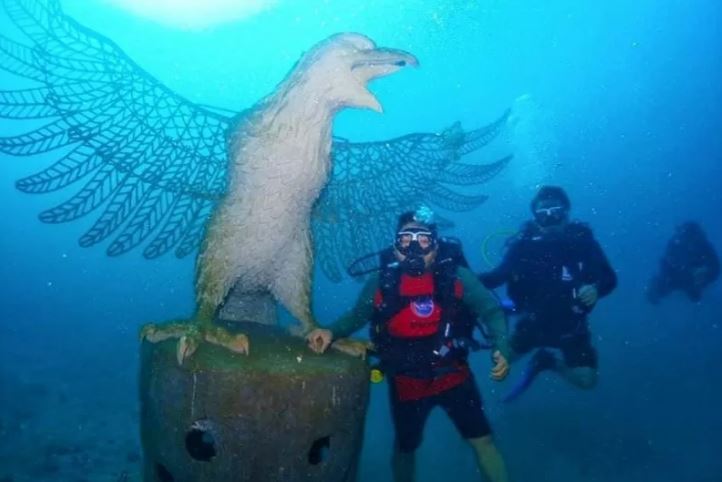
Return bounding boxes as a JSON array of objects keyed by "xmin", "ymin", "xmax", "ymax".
[
  {"xmin": 0, "ymin": 0, "xmax": 512, "ymax": 361},
  {"xmin": 479, "ymin": 186, "xmax": 617, "ymax": 402},
  {"xmin": 647, "ymin": 221, "xmax": 719, "ymax": 304}
]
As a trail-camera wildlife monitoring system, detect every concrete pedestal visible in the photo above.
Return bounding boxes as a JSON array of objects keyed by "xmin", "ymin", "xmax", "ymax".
[{"xmin": 139, "ymin": 322, "xmax": 369, "ymax": 482}]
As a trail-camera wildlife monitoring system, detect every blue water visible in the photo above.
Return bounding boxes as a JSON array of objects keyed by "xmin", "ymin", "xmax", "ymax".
[{"xmin": 1, "ymin": 0, "xmax": 720, "ymax": 481}]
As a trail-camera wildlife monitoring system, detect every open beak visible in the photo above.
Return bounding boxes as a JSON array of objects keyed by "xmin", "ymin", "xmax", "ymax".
[
  {"xmin": 352, "ymin": 47, "xmax": 419, "ymax": 80},
  {"xmin": 350, "ymin": 47, "xmax": 418, "ymax": 112}
]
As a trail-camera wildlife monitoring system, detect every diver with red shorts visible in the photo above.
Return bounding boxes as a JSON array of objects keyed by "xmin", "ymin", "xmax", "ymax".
[{"xmin": 307, "ymin": 209, "xmax": 512, "ymax": 482}]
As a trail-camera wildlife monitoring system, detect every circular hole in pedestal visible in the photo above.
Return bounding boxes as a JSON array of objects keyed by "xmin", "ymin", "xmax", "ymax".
[
  {"xmin": 185, "ymin": 419, "xmax": 217, "ymax": 462},
  {"xmin": 308, "ymin": 435, "xmax": 331, "ymax": 465}
]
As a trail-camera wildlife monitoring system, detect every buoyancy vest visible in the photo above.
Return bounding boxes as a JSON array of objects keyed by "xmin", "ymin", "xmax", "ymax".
[
  {"xmin": 370, "ymin": 238, "xmax": 478, "ymax": 379},
  {"xmin": 507, "ymin": 221, "xmax": 596, "ymax": 319}
]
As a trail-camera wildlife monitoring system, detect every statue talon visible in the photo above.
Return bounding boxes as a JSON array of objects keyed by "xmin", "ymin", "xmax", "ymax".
[
  {"xmin": 177, "ymin": 333, "xmax": 201, "ymax": 365},
  {"xmin": 204, "ymin": 326, "xmax": 250, "ymax": 356},
  {"xmin": 140, "ymin": 320, "xmax": 249, "ymax": 364},
  {"xmin": 331, "ymin": 338, "xmax": 373, "ymax": 359},
  {"xmin": 139, "ymin": 323, "xmax": 157, "ymax": 342},
  {"xmin": 139, "ymin": 322, "xmax": 198, "ymax": 365},
  {"xmin": 140, "ymin": 322, "xmax": 192, "ymax": 343}
]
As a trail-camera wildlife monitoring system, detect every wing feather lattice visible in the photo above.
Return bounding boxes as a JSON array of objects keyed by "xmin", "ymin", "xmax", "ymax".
[
  {"xmin": 1, "ymin": 0, "xmax": 512, "ymax": 282},
  {"xmin": 0, "ymin": 0, "xmax": 230, "ymax": 259},
  {"xmin": 314, "ymin": 110, "xmax": 512, "ymax": 281}
]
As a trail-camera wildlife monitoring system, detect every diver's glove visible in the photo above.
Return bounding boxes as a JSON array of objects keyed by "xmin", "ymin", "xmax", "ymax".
[
  {"xmin": 577, "ymin": 284, "xmax": 599, "ymax": 307},
  {"xmin": 490, "ymin": 350, "xmax": 510, "ymax": 381}
]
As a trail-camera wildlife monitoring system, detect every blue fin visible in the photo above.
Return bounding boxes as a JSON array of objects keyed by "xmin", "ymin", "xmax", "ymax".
[{"xmin": 502, "ymin": 349, "xmax": 556, "ymax": 403}]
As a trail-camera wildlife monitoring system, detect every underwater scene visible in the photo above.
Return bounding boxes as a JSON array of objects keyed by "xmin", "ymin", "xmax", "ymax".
[{"xmin": 0, "ymin": 0, "xmax": 720, "ymax": 481}]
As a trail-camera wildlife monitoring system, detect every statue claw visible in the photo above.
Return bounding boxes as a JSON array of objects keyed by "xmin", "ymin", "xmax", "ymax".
[
  {"xmin": 140, "ymin": 322, "xmax": 191, "ymax": 343},
  {"xmin": 226, "ymin": 334, "xmax": 250, "ymax": 356},
  {"xmin": 331, "ymin": 338, "xmax": 372, "ymax": 359},
  {"xmin": 204, "ymin": 326, "xmax": 250, "ymax": 356},
  {"xmin": 177, "ymin": 334, "xmax": 200, "ymax": 365},
  {"xmin": 139, "ymin": 324, "xmax": 157, "ymax": 342},
  {"xmin": 139, "ymin": 321, "xmax": 250, "ymax": 362}
]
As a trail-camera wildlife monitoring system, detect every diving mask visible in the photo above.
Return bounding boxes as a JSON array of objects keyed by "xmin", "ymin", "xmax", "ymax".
[
  {"xmin": 395, "ymin": 227, "xmax": 436, "ymax": 276},
  {"xmin": 534, "ymin": 205, "xmax": 568, "ymax": 227},
  {"xmin": 395, "ymin": 228, "xmax": 435, "ymax": 253}
]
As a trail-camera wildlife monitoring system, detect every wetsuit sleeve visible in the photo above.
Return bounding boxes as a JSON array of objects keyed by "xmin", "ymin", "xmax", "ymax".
[
  {"xmin": 327, "ymin": 275, "xmax": 378, "ymax": 340},
  {"xmin": 458, "ymin": 267, "xmax": 511, "ymax": 359},
  {"xmin": 586, "ymin": 238, "xmax": 617, "ymax": 298},
  {"xmin": 478, "ymin": 244, "xmax": 516, "ymax": 289}
]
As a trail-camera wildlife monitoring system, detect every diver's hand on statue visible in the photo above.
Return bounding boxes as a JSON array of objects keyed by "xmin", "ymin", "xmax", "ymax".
[
  {"xmin": 306, "ymin": 328, "xmax": 333, "ymax": 353},
  {"xmin": 578, "ymin": 284, "xmax": 599, "ymax": 307},
  {"xmin": 490, "ymin": 350, "xmax": 509, "ymax": 381}
]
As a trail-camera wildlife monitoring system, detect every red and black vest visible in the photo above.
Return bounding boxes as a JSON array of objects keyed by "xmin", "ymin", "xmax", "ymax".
[
  {"xmin": 380, "ymin": 271, "xmax": 455, "ymax": 339},
  {"xmin": 370, "ymin": 239, "xmax": 476, "ymax": 380}
]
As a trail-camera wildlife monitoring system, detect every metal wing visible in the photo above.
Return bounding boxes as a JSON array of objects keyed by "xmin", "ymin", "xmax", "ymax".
[
  {"xmin": 1, "ymin": 0, "xmax": 511, "ymax": 282},
  {"xmin": 0, "ymin": 0, "xmax": 231, "ymax": 259},
  {"xmin": 314, "ymin": 111, "xmax": 512, "ymax": 282}
]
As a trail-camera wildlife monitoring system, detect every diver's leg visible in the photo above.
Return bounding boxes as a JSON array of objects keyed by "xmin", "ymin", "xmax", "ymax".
[
  {"xmin": 392, "ymin": 447, "xmax": 415, "ymax": 482},
  {"xmin": 389, "ymin": 383, "xmax": 432, "ymax": 482},
  {"xmin": 507, "ymin": 316, "xmax": 540, "ymax": 362},
  {"xmin": 558, "ymin": 330, "xmax": 598, "ymax": 390},
  {"xmin": 271, "ymin": 228, "xmax": 317, "ymax": 333},
  {"xmin": 468, "ymin": 436, "xmax": 509, "ymax": 482},
  {"xmin": 441, "ymin": 376, "xmax": 509, "ymax": 482}
]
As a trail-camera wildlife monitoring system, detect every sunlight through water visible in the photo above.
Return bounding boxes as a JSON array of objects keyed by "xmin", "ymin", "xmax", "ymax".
[{"xmin": 103, "ymin": 0, "xmax": 278, "ymax": 29}]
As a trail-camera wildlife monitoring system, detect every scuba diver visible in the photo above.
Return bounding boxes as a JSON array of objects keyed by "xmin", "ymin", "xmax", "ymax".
[
  {"xmin": 647, "ymin": 221, "xmax": 719, "ymax": 304},
  {"xmin": 306, "ymin": 209, "xmax": 512, "ymax": 482},
  {"xmin": 480, "ymin": 186, "xmax": 617, "ymax": 402}
]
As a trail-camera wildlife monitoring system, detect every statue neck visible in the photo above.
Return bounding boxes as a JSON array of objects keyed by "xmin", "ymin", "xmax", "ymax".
[{"xmin": 260, "ymin": 80, "xmax": 337, "ymax": 143}]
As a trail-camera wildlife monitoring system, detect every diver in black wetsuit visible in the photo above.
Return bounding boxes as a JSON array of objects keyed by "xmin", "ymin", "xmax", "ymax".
[
  {"xmin": 480, "ymin": 186, "xmax": 617, "ymax": 401},
  {"xmin": 647, "ymin": 221, "xmax": 719, "ymax": 304}
]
